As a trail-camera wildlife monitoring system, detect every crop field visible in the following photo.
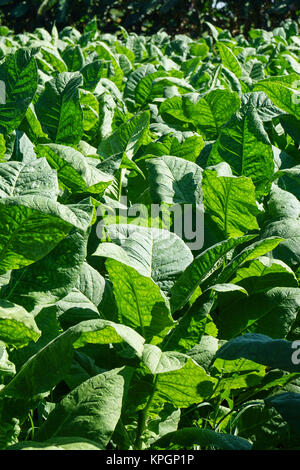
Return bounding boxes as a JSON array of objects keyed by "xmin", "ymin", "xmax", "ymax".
[{"xmin": 0, "ymin": 17, "xmax": 299, "ymax": 450}]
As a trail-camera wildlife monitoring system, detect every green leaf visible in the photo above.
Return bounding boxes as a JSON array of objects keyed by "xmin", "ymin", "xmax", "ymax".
[
  {"xmin": 187, "ymin": 335, "xmax": 219, "ymax": 371},
  {"xmin": 1, "ymin": 319, "xmax": 143, "ymax": 399},
  {"xmin": 141, "ymin": 134, "xmax": 204, "ymax": 163},
  {"xmin": 35, "ymin": 72, "xmax": 84, "ymax": 144},
  {"xmin": 216, "ymin": 237, "xmax": 284, "ymax": 284},
  {"xmin": 147, "ymin": 155, "xmax": 202, "ymax": 205},
  {"xmin": 0, "ymin": 195, "xmax": 93, "ymax": 272},
  {"xmin": 81, "ymin": 60, "xmax": 104, "ymax": 92},
  {"xmin": 202, "ymin": 170, "xmax": 260, "ymax": 237},
  {"xmin": 36, "ymin": 368, "xmax": 133, "ymax": 448},
  {"xmin": 62, "ymin": 45, "xmax": 84, "ymax": 72},
  {"xmin": 40, "ymin": 47, "xmax": 67, "ymax": 73},
  {"xmin": 142, "ymin": 344, "xmax": 217, "ymax": 408},
  {"xmin": 2, "ymin": 229, "xmax": 89, "ymax": 310},
  {"xmin": 98, "ymin": 111, "xmax": 150, "ymax": 161},
  {"xmin": 266, "ymin": 185, "xmax": 300, "ymax": 221},
  {"xmin": 235, "ymin": 401, "xmax": 289, "ymax": 449},
  {"xmin": 35, "ymin": 144, "xmax": 112, "ymax": 195},
  {"xmin": 0, "ymin": 341, "xmax": 15, "ymax": 377},
  {"xmin": 170, "ymin": 235, "xmax": 255, "ymax": 312},
  {"xmin": 254, "ymin": 74, "xmax": 300, "ymax": 119},
  {"xmin": 159, "ymin": 91, "xmax": 240, "ymax": 140},
  {"xmin": 0, "ymin": 159, "xmax": 58, "ymax": 199},
  {"xmin": 0, "ymin": 48, "xmax": 38, "ymax": 134},
  {"xmin": 207, "ymin": 93, "xmax": 276, "ymax": 197},
  {"xmin": 0, "ymin": 299, "xmax": 40, "ymax": 348},
  {"xmin": 71, "ymin": 319, "xmax": 145, "ymax": 356},
  {"xmin": 231, "ymin": 256, "xmax": 298, "ymax": 293},
  {"xmin": 7, "ymin": 437, "xmax": 103, "ymax": 450},
  {"xmin": 216, "ymin": 333, "xmax": 300, "ymax": 373},
  {"xmin": 213, "ymin": 356, "xmax": 265, "ymax": 391},
  {"xmin": 217, "ymin": 42, "xmax": 242, "ymax": 77},
  {"xmin": 152, "ymin": 427, "xmax": 252, "ymax": 450},
  {"xmin": 215, "ymin": 286, "xmax": 300, "ymax": 339},
  {"xmin": 124, "ymin": 64, "xmax": 156, "ymax": 104},
  {"xmin": 265, "ymin": 392, "xmax": 300, "ymax": 434},
  {"xmin": 56, "ymin": 261, "xmax": 105, "ymax": 325},
  {"xmin": 106, "ymin": 259, "xmax": 175, "ymax": 345},
  {"xmin": 190, "ymin": 89, "xmax": 241, "ymax": 140},
  {"xmin": 165, "ymin": 292, "xmax": 216, "ymax": 352},
  {"xmin": 93, "ymin": 224, "xmax": 193, "ymax": 295},
  {"xmin": 259, "ymin": 219, "xmax": 300, "ymax": 267},
  {"xmin": 135, "ymin": 70, "xmax": 168, "ymax": 106}
]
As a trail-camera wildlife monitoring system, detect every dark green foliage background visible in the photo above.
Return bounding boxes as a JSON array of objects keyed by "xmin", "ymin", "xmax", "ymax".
[{"xmin": 0, "ymin": 0, "xmax": 299, "ymax": 36}]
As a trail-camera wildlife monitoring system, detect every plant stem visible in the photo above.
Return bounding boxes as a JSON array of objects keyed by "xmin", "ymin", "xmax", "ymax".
[{"xmin": 134, "ymin": 376, "xmax": 158, "ymax": 450}]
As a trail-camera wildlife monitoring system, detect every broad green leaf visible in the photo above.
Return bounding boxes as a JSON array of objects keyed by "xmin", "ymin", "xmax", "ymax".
[
  {"xmin": 141, "ymin": 134, "xmax": 204, "ymax": 163},
  {"xmin": 1, "ymin": 319, "xmax": 144, "ymax": 399},
  {"xmin": 265, "ymin": 392, "xmax": 300, "ymax": 434},
  {"xmin": 1, "ymin": 328, "xmax": 75, "ymax": 399},
  {"xmin": 202, "ymin": 170, "xmax": 260, "ymax": 237},
  {"xmin": 280, "ymin": 114, "xmax": 300, "ymax": 145},
  {"xmin": 152, "ymin": 427, "xmax": 252, "ymax": 450},
  {"xmin": 159, "ymin": 91, "xmax": 240, "ymax": 140},
  {"xmin": 164, "ymin": 293, "xmax": 216, "ymax": 352},
  {"xmin": 217, "ymin": 42, "xmax": 242, "ymax": 77},
  {"xmin": 81, "ymin": 60, "xmax": 105, "ymax": 92},
  {"xmin": 235, "ymin": 401, "xmax": 290, "ymax": 450},
  {"xmin": 93, "ymin": 224, "xmax": 193, "ymax": 294},
  {"xmin": 62, "ymin": 45, "xmax": 84, "ymax": 72},
  {"xmin": 207, "ymin": 93, "xmax": 276, "ymax": 197},
  {"xmin": 0, "ymin": 195, "xmax": 93, "ymax": 272},
  {"xmin": 56, "ymin": 262, "xmax": 105, "ymax": 322},
  {"xmin": 147, "ymin": 155, "xmax": 202, "ymax": 205},
  {"xmin": 106, "ymin": 259, "xmax": 175, "ymax": 344},
  {"xmin": 216, "ymin": 237, "xmax": 284, "ymax": 284},
  {"xmin": 150, "ymin": 77, "xmax": 195, "ymax": 100},
  {"xmin": 187, "ymin": 335, "xmax": 219, "ymax": 371},
  {"xmin": 231, "ymin": 256, "xmax": 298, "ymax": 293},
  {"xmin": 189, "ymin": 41, "xmax": 209, "ymax": 58},
  {"xmin": 213, "ymin": 356, "xmax": 265, "ymax": 391},
  {"xmin": 215, "ymin": 286, "xmax": 300, "ymax": 339},
  {"xmin": 0, "ymin": 48, "xmax": 38, "ymax": 134},
  {"xmin": 35, "ymin": 144, "xmax": 112, "ymax": 195},
  {"xmin": 275, "ymin": 165, "xmax": 300, "ymax": 201},
  {"xmin": 80, "ymin": 89, "xmax": 99, "ymax": 132},
  {"xmin": 254, "ymin": 74, "xmax": 300, "ymax": 119},
  {"xmin": 266, "ymin": 184, "xmax": 300, "ymax": 221},
  {"xmin": 259, "ymin": 219, "xmax": 300, "ymax": 267},
  {"xmin": 8, "ymin": 437, "xmax": 103, "ymax": 450},
  {"xmin": 0, "ymin": 299, "xmax": 40, "ymax": 348},
  {"xmin": 71, "ymin": 319, "xmax": 145, "ymax": 357},
  {"xmin": 124, "ymin": 64, "xmax": 156, "ymax": 104},
  {"xmin": 40, "ymin": 47, "xmax": 67, "ymax": 73},
  {"xmin": 135, "ymin": 70, "xmax": 168, "ymax": 106},
  {"xmin": 170, "ymin": 235, "xmax": 255, "ymax": 312},
  {"xmin": 35, "ymin": 72, "xmax": 84, "ymax": 144},
  {"xmin": 98, "ymin": 111, "xmax": 150, "ymax": 161},
  {"xmin": 190, "ymin": 89, "xmax": 241, "ymax": 140},
  {"xmin": 141, "ymin": 344, "xmax": 217, "ymax": 408},
  {"xmin": 0, "ymin": 341, "xmax": 15, "ymax": 377},
  {"xmin": 216, "ymin": 333, "xmax": 300, "ymax": 373},
  {"xmin": 0, "ymin": 159, "xmax": 58, "ymax": 199},
  {"xmin": 19, "ymin": 104, "xmax": 49, "ymax": 145},
  {"xmin": 36, "ymin": 368, "xmax": 132, "ymax": 448},
  {"xmin": 2, "ymin": 229, "xmax": 89, "ymax": 310}
]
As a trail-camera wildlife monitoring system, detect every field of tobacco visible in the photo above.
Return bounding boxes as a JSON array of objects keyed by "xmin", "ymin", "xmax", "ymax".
[{"xmin": 0, "ymin": 17, "xmax": 299, "ymax": 450}]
